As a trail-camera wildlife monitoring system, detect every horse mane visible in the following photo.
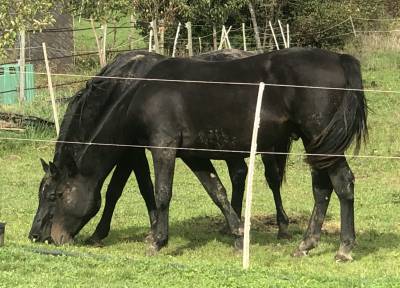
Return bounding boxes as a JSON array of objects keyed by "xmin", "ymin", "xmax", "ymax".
[{"xmin": 53, "ymin": 50, "xmax": 160, "ymax": 167}]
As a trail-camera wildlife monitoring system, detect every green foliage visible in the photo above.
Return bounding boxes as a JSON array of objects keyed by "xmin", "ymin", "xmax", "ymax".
[
  {"xmin": 184, "ymin": 0, "xmax": 247, "ymax": 26},
  {"xmin": 0, "ymin": 0, "xmax": 57, "ymax": 59},
  {"xmin": 67, "ymin": 0, "xmax": 132, "ymax": 23}
]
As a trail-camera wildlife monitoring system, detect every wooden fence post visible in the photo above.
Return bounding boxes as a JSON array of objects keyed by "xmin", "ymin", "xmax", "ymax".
[
  {"xmin": 19, "ymin": 29, "xmax": 26, "ymax": 103},
  {"xmin": 185, "ymin": 22, "xmax": 193, "ymax": 57},
  {"xmin": 42, "ymin": 43, "xmax": 60, "ymax": 136},
  {"xmin": 90, "ymin": 18, "xmax": 105, "ymax": 67},
  {"xmin": 101, "ymin": 23, "xmax": 107, "ymax": 66},
  {"xmin": 129, "ymin": 15, "xmax": 136, "ymax": 49},
  {"xmin": 212, "ymin": 25, "xmax": 218, "ymax": 51},
  {"xmin": 151, "ymin": 20, "xmax": 160, "ymax": 54},
  {"xmin": 172, "ymin": 22, "xmax": 181, "ymax": 57},
  {"xmin": 278, "ymin": 20, "xmax": 288, "ymax": 48},
  {"xmin": 198, "ymin": 37, "xmax": 202, "ymax": 53},
  {"xmin": 159, "ymin": 20, "xmax": 165, "ymax": 55},
  {"xmin": 149, "ymin": 26, "xmax": 153, "ymax": 52},
  {"xmin": 269, "ymin": 21, "xmax": 280, "ymax": 50},
  {"xmin": 350, "ymin": 16, "xmax": 357, "ymax": 37},
  {"xmin": 243, "ymin": 82, "xmax": 266, "ymax": 270},
  {"xmin": 242, "ymin": 23, "xmax": 247, "ymax": 51}
]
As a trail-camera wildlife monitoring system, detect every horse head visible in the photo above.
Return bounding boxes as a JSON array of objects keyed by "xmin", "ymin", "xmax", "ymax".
[{"xmin": 29, "ymin": 157, "xmax": 101, "ymax": 245}]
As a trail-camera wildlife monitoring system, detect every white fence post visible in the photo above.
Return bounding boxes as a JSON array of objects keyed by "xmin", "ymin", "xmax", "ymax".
[
  {"xmin": 172, "ymin": 22, "xmax": 181, "ymax": 57},
  {"xmin": 243, "ymin": 82, "xmax": 266, "ymax": 270},
  {"xmin": 287, "ymin": 24, "xmax": 290, "ymax": 48},
  {"xmin": 269, "ymin": 21, "xmax": 280, "ymax": 50},
  {"xmin": 19, "ymin": 29, "xmax": 26, "ymax": 103},
  {"xmin": 278, "ymin": 20, "xmax": 288, "ymax": 48},
  {"xmin": 350, "ymin": 16, "xmax": 357, "ymax": 37},
  {"xmin": 242, "ymin": 23, "xmax": 247, "ymax": 51},
  {"xmin": 42, "ymin": 43, "xmax": 60, "ymax": 136}
]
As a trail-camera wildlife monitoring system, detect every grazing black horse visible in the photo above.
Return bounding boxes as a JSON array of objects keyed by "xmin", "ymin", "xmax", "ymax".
[
  {"xmin": 29, "ymin": 49, "xmax": 291, "ymax": 246},
  {"xmin": 87, "ymin": 49, "xmax": 291, "ymax": 244},
  {"xmin": 30, "ymin": 47, "xmax": 367, "ymax": 261}
]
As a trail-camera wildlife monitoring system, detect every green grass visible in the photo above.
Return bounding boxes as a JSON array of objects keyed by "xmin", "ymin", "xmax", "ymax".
[{"xmin": 0, "ymin": 50, "xmax": 400, "ymax": 287}]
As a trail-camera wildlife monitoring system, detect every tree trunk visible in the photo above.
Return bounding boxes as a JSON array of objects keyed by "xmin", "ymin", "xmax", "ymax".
[{"xmin": 248, "ymin": 1, "xmax": 262, "ymax": 51}]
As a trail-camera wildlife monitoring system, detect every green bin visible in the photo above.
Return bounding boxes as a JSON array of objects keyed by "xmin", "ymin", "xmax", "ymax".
[{"xmin": 0, "ymin": 63, "xmax": 35, "ymax": 104}]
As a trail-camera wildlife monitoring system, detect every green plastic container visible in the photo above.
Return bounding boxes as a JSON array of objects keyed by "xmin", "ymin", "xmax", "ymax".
[{"xmin": 0, "ymin": 64, "xmax": 35, "ymax": 104}]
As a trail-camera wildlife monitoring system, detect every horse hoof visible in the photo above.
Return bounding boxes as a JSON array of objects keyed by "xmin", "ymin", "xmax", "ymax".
[
  {"xmin": 84, "ymin": 237, "xmax": 104, "ymax": 247},
  {"xmin": 277, "ymin": 231, "xmax": 292, "ymax": 240},
  {"xmin": 145, "ymin": 232, "xmax": 154, "ymax": 243},
  {"xmin": 335, "ymin": 252, "xmax": 353, "ymax": 262},
  {"xmin": 292, "ymin": 249, "xmax": 308, "ymax": 258}
]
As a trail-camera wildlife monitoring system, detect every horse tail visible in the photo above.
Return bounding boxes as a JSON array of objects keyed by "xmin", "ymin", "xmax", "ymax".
[
  {"xmin": 275, "ymin": 138, "xmax": 293, "ymax": 186},
  {"xmin": 306, "ymin": 54, "xmax": 368, "ymax": 169}
]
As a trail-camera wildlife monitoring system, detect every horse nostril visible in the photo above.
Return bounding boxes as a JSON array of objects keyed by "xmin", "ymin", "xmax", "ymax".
[{"xmin": 29, "ymin": 234, "xmax": 39, "ymax": 242}]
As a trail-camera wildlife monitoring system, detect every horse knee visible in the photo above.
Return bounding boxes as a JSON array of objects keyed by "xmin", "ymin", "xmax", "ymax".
[{"xmin": 330, "ymin": 167, "xmax": 355, "ymax": 201}]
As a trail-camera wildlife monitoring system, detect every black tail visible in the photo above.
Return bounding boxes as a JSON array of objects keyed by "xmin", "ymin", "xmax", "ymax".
[
  {"xmin": 275, "ymin": 139, "xmax": 293, "ymax": 186},
  {"xmin": 306, "ymin": 54, "xmax": 368, "ymax": 169}
]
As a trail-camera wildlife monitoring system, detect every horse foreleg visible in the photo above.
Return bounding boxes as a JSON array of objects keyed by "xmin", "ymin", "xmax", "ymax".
[
  {"xmin": 183, "ymin": 158, "xmax": 244, "ymax": 250},
  {"xmin": 293, "ymin": 168, "xmax": 333, "ymax": 257},
  {"xmin": 87, "ymin": 153, "xmax": 134, "ymax": 245},
  {"xmin": 226, "ymin": 158, "xmax": 248, "ymax": 219},
  {"xmin": 131, "ymin": 149, "xmax": 157, "ymax": 242}
]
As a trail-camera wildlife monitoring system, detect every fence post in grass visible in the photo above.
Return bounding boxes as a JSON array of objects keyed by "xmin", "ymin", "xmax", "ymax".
[
  {"xmin": 101, "ymin": 23, "xmax": 107, "ymax": 67},
  {"xmin": 243, "ymin": 82, "xmax": 266, "ymax": 270},
  {"xmin": 269, "ymin": 21, "xmax": 280, "ymax": 50},
  {"xmin": 185, "ymin": 22, "xmax": 193, "ymax": 57},
  {"xmin": 151, "ymin": 20, "xmax": 160, "ymax": 54},
  {"xmin": 198, "ymin": 37, "xmax": 202, "ymax": 53},
  {"xmin": 212, "ymin": 25, "xmax": 218, "ymax": 51},
  {"xmin": 242, "ymin": 23, "xmax": 247, "ymax": 51},
  {"xmin": 172, "ymin": 22, "xmax": 181, "ymax": 57},
  {"xmin": 18, "ymin": 29, "xmax": 26, "ymax": 103},
  {"xmin": 149, "ymin": 26, "xmax": 153, "ymax": 52},
  {"xmin": 129, "ymin": 15, "xmax": 136, "ymax": 49},
  {"xmin": 42, "ymin": 42, "xmax": 60, "ymax": 136},
  {"xmin": 278, "ymin": 20, "xmax": 288, "ymax": 48},
  {"xmin": 218, "ymin": 26, "xmax": 232, "ymax": 50},
  {"xmin": 90, "ymin": 18, "xmax": 105, "ymax": 67},
  {"xmin": 350, "ymin": 16, "xmax": 357, "ymax": 37},
  {"xmin": 286, "ymin": 24, "xmax": 290, "ymax": 47},
  {"xmin": 159, "ymin": 20, "xmax": 165, "ymax": 55}
]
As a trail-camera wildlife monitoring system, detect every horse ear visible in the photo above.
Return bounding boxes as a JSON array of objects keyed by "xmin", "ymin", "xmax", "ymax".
[
  {"xmin": 40, "ymin": 158, "xmax": 49, "ymax": 173},
  {"xmin": 49, "ymin": 161, "xmax": 59, "ymax": 177}
]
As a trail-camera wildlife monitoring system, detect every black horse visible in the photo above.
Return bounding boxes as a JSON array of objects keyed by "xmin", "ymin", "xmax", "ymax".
[
  {"xmin": 30, "ymin": 49, "xmax": 291, "ymax": 246},
  {"xmin": 30, "ymin": 47, "xmax": 367, "ymax": 261}
]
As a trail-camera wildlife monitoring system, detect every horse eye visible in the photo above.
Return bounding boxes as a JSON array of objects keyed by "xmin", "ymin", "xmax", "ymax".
[{"xmin": 48, "ymin": 193, "xmax": 56, "ymax": 201}]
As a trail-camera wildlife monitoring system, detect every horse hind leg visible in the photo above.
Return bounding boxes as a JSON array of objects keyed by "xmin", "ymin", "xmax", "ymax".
[
  {"xmin": 262, "ymin": 154, "xmax": 290, "ymax": 239},
  {"xmin": 293, "ymin": 168, "xmax": 333, "ymax": 257},
  {"xmin": 150, "ymin": 147, "xmax": 177, "ymax": 252},
  {"xmin": 328, "ymin": 159, "xmax": 356, "ymax": 262}
]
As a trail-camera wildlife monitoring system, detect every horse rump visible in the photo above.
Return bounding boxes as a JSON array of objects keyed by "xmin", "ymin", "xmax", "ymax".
[{"xmin": 306, "ymin": 54, "xmax": 368, "ymax": 169}]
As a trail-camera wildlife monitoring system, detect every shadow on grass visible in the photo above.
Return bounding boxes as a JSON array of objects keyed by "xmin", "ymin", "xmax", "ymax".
[{"xmin": 93, "ymin": 213, "xmax": 400, "ymax": 259}]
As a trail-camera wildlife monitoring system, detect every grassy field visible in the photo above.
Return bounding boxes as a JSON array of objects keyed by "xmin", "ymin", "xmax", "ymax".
[{"xmin": 1, "ymin": 46, "xmax": 400, "ymax": 286}]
